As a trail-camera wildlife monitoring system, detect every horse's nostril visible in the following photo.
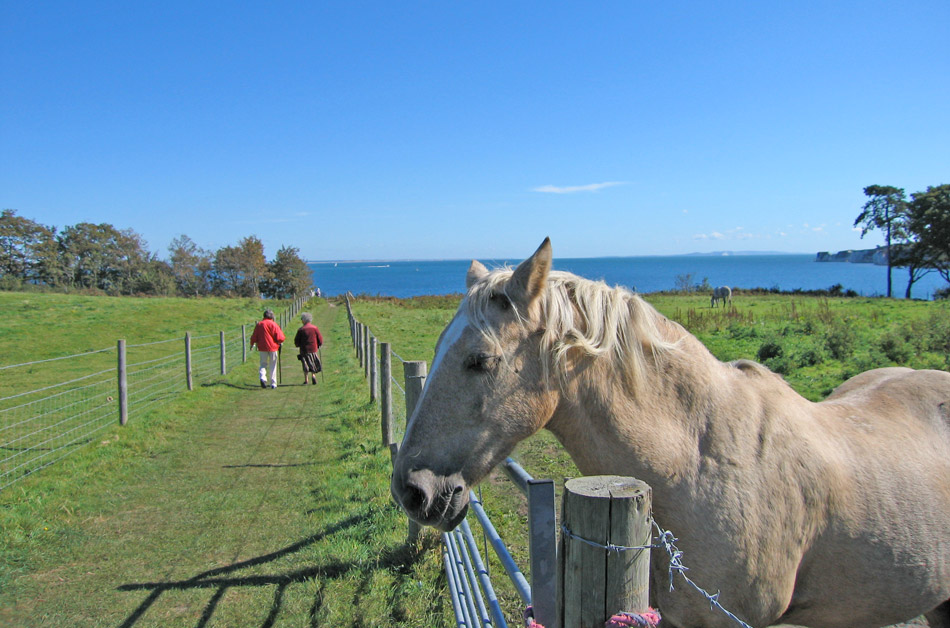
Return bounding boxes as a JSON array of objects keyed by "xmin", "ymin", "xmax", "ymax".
[{"xmin": 404, "ymin": 482, "xmax": 427, "ymax": 511}]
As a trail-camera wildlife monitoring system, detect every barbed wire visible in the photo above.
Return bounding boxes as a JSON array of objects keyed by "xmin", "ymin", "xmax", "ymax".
[{"xmin": 559, "ymin": 519, "xmax": 754, "ymax": 628}]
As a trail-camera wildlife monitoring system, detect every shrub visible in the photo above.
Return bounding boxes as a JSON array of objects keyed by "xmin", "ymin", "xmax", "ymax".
[
  {"xmin": 824, "ymin": 320, "xmax": 856, "ymax": 361},
  {"xmin": 757, "ymin": 338, "xmax": 784, "ymax": 362},
  {"xmin": 765, "ymin": 354, "xmax": 794, "ymax": 375},
  {"xmin": 878, "ymin": 331, "xmax": 912, "ymax": 364},
  {"xmin": 728, "ymin": 323, "xmax": 759, "ymax": 340},
  {"xmin": 924, "ymin": 309, "xmax": 950, "ymax": 354},
  {"xmin": 796, "ymin": 342, "xmax": 826, "ymax": 367}
]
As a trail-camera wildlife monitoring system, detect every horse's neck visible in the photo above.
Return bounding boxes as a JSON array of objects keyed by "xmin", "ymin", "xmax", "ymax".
[{"xmin": 547, "ymin": 331, "xmax": 798, "ymax": 498}]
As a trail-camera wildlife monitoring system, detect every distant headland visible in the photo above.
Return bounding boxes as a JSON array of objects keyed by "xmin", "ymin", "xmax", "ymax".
[{"xmin": 816, "ymin": 247, "xmax": 888, "ymax": 265}]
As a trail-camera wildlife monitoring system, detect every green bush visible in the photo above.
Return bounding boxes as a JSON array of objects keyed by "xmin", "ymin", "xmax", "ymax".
[
  {"xmin": 796, "ymin": 341, "xmax": 826, "ymax": 367},
  {"xmin": 728, "ymin": 323, "xmax": 759, "ymax": 340},
  {"xmin": 757, "ymin": 338, "xmax": 784, "ymax": 362},
  {"xmin": 878, "ymin": 331, "xmax": 912, "ymax": 364},
  {"xmin": 824, "ymin": 320, "xmax": 856, "ymax": 360},
  {"xmin": 765, "ymin": 354, "xmax": 793, "ymax": 374}
]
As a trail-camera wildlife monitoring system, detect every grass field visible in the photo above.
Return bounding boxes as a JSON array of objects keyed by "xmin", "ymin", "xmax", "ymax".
[
  {"xmin": 0, "ymin": 297, "xmax": 452, "ymax": 627},
  {"xmin": 1, "ymin": 290, "xmax": 947, "ymax": 626}
]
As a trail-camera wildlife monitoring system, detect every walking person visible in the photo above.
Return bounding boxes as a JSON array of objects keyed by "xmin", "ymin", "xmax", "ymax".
[
  {"xmin": 250, "ymin": 309, "xmax": 285, "ymax": 389},
  {"xmin": 294, "ymin": 312, "xmax": 324, "ymax": 385}
]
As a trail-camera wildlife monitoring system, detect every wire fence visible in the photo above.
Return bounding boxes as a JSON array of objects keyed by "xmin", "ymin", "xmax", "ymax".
[{"xmin": 0, "ymin": 295, "xmax": 309, "ymax": 491}]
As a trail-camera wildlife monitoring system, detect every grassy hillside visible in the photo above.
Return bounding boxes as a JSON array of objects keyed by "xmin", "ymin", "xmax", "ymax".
[{"xmin": 0, "ymin": 292, "xmax": 290, "ymax": 397}]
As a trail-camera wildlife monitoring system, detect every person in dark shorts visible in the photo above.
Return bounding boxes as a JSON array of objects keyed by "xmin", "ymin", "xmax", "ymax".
[{"xmin": 294, "ymin": 312, "xmax": 324, "ymax": 385}]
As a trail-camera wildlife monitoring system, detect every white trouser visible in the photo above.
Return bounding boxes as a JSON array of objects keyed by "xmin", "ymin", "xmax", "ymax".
[{"xmin": 258, "ymin": 351, "xmax": 278, "ymax": 386}]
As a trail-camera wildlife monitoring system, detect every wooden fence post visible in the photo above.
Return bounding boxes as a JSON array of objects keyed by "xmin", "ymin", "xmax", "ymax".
[
  {"xmin": 380, "ymin": 342, "xmax": 393, "ymax": 447},
  {"xmin": 403, "ymin": 360, "xmax": 426, "ymax": 425},
  {"xmin": 559, "ymin": 476, "xmax": 652, "ymax": 628},
  {"xmin": 117, "ymin": 339, "xmax": 128, "ymax": 426},
  {"xmin": 219, "ymin": 331, "xmax": 226, "ymax": 375},
  {"xmin": 402, "ymin": 360, "xmax": 427, "ymax": 542},
  {"xmin": 357, "ymin": 323, "xmax": 363, "ymax": 363},
  {"xmin": 364, "ymin": 330, "xmax": 372, "ymax": 380},
  {"xmin": 369, "ymin": 336, "xmax": 378, "ymax": 403},
  {"xmin": 185, "ymin": 333, "xmax": 193, "ymax": 391}
]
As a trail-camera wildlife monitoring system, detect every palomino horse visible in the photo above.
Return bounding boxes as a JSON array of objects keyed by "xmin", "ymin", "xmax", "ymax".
[
  {"xmin": 391, "ymin": 239, "xmax": 950, "ymax": 627},
  {"xmin": 711, "ymin": 285, "xmax": 732, "ymax": 307}
]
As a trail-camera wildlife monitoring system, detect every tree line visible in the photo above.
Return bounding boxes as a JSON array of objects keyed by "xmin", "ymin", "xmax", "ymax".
[
  {"xmin": 854, "ymin": 183, "xmax": 950, "ymax": 299},
  {"xmin": 0, "ymin": 210, "xmax": 313, "ymax": 299}
]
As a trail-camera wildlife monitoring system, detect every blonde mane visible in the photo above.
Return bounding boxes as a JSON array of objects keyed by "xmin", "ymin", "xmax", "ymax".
[{"xmin": 466, "ymin": 268, "xmax": 679, "ymax": 390}]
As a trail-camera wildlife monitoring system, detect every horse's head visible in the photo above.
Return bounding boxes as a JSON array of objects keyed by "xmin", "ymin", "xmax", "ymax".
[{"xmin": 390, "ymin": 238, "xmax": 559, "ymax": 531}]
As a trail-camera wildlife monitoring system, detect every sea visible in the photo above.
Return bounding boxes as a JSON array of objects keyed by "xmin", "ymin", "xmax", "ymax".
[{"xmin": 308, "ymin": 254, "xmax": 948, "ymax": 300}]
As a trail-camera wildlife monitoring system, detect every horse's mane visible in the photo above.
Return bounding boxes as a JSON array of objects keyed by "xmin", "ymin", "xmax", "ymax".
[{"xmin": 466, "ymin": 268, "xmax": 680, "ymax": 391}]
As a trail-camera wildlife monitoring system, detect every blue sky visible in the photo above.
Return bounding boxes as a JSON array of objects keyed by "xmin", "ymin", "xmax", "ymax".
[{"xmin": 2, "ymin": 1, "xmax": 948, "ymax": 261}]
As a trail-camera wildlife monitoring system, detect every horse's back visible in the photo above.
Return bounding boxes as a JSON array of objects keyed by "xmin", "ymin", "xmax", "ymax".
[{"xmin": 824, "ymin": 367, "xmax": 950, "ymax": 434}]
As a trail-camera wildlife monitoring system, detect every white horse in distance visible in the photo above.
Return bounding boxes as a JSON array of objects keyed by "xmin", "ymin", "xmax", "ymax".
[{"xmin": 711, "ymin": 285, "xmax": 732, "ymax": 307}]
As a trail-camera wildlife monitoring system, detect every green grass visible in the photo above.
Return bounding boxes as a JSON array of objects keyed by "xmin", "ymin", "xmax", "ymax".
[
  {"xmin": 0, "ymin": 296, "xmax": 449, "ymax": 627},
  {"xmin": 2, "ymin": 290, "xmax": 947, "ymax": 627},
  {"xmin": 0, "ymin": 292, "xmax": 291, "ymax": 397}
]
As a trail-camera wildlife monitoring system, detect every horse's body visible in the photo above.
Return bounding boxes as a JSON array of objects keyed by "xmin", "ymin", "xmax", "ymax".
[
  {"xmin": 391, "ymin": 239, "xmax": 950, "ymax": 628},
  {"xmin": 712, "ymin": 285, "xmax": 732, "ymax": 307}
]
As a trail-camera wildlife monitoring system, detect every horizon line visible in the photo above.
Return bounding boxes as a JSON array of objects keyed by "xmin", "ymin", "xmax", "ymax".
[{"xmin": 305, "ymin": 249, "xmax": 819, "ymax": 264}]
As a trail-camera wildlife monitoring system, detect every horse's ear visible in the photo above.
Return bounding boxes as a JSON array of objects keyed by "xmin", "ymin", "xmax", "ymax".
[
  {"xmin": 467, "ymin": 260, "xmax": 489, "ymax": 289},
  {"xmin": 509, "ymin": 237, "xmax": 551, "ymax": 310}
]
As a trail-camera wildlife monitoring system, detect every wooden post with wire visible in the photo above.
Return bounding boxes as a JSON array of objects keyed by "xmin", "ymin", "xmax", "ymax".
[
  {"xmin": 117, "ymin": 339, "xmax": 128, "ymax": 426},
  {"xmin": 558, "ymin": 476, "xmax": 652, "ymax": 628},
  {"xmin": 380, "ymin": 342, "xmax": 393, "ymax": 447},
  {"xmin": 185, "ymin": 333, "xmax": 193, "ymax": 391},
  {"xmin": 219, "ymin": 331, "xmax": 226, "ymax": 375},
  {"xmin": 369, "ymin": 336, "xmax": 378, "ymax": 403},
  {"xmin": 400, "ymin": 360, "xmax": 427, "ymax": 543}
]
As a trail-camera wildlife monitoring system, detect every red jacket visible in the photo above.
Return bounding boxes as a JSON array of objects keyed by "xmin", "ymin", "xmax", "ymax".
[
  {"xmin": 294, "ymin": 323, "xmax": 324, "ymax": 354},
  {"xmin": 250, "ymin": 318, "xmax": 285, "ymax": 352}
]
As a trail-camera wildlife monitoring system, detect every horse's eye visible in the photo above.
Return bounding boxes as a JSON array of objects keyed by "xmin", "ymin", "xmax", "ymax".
[
  {"xmin": 490, "ymin": 292, "xmax": 511, "ymax": 311},
  {"xmin": 465, "ymin": 353, "xmax": 498, "ymax": 372}
]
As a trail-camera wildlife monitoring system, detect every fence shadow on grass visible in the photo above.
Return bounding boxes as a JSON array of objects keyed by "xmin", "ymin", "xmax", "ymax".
[
  {"xmin": 200, "ymin": 381, "xmax": 260, "ymax": 391},
  {"xmin": 221, "ymin": 462, "xmax": 318, "ymax": 469},
  {"xmin": 115, "ymin": 511, "xmax": 368, "ymax": 627},
  {"xmin": 115, "ymin": 510, "xmax": 434, "ymax": 628}
]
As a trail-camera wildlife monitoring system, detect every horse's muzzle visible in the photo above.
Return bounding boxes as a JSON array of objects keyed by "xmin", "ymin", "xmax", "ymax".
[{"xmin": 391, "ymin": 467, "xmax": 469, "ymax": 532}]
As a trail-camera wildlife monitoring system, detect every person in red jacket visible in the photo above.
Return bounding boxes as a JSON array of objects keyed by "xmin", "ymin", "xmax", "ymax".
[
  {"xmin": 294, "ymin": 312, "xmax": 324, "ymax": 385},
  {"xmin": 249, "ymin": 309, "xmax": 285, "ymax": 389}
]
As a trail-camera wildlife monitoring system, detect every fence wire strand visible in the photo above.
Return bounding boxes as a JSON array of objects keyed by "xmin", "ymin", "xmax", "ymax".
[{"xmin": 0, "ymin": 346, "xmax": 115, "ymax": 371}]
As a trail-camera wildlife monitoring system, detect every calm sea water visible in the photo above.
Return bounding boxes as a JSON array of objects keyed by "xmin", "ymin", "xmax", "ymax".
[{"xmin": 308, "ymin": 255, "xmax": 948, "ymax": 300}]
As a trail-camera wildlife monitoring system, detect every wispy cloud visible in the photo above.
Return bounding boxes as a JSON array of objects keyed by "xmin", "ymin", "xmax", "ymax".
[
  {"xmin": 693, "ymin": 227, "xmax": 762, "ymax": 241},
  {"xmin": 533, "ymin": 181, "xmax": 627, "ymax": 194}
]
